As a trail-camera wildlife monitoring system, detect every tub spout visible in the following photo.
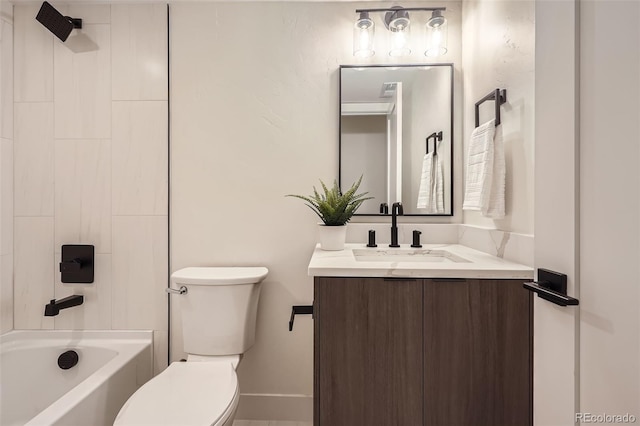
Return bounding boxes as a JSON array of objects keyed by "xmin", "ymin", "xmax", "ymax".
[{"xmin": 44, "ymin": 295, "xmax": 84, "ymax": 316}]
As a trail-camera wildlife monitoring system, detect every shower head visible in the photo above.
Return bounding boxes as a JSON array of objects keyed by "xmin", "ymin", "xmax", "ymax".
[{"xmin": 36, "ymin": 1, "xmax": 82, "ymax": 42}]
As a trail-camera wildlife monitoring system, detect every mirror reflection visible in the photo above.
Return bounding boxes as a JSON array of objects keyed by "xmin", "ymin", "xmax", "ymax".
[{"xmin": 340, "ymin": 64, "xmax": 453, "ymax": 216}]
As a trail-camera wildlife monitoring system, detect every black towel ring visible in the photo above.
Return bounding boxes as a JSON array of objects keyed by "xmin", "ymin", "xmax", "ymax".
[
  {"xmin": 426, "ymin": 131, "xmax": 443, "ymax": 155},
  {"xmin": 475, "ymin": 89, "xmax": 507, "ymax": 128}
]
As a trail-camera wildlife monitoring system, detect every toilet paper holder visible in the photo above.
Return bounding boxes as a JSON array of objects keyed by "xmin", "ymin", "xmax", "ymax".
[{"xmin": 289, "ymin": 305, "xmax": 313, "ymax": 331}]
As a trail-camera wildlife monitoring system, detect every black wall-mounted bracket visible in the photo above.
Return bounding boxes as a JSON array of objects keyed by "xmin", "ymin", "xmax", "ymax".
[
  {"xmin": 523, "ymin": 268, "xmax": 579, "ymax": 307},
  {"xmin": 475, "ymin": 88, "xmax": 507, "ymax": 127},
  {"xmin": 66, "ymin": 17, "xmax": 83, "ymax": 29},
  {"xmin": 60, "ymin": 245, "xmax": 94, "ymax": 283},
  {"xmin": 426, "ymin": 131, "xmax": 443, "ymax": 155},
  {"xmin": 289, "ymin": 305, "xmax": 314, "ymax": 331}
]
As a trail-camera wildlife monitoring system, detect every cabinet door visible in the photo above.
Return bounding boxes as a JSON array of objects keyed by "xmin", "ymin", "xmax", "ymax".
[
  {"xmin": 314, "ymin": 277, "xmax": 423, "ymax": 426},
  {"xmin": 424, "ymin": 279, "xmax": 532, "ymax": 426}
]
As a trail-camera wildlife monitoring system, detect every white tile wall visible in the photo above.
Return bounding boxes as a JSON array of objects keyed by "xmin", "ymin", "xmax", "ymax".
[
  {"xmin": 1, "ymin": 16, "xmax": 13, "ymax": 139},
  {"xmin": 0, "ymin": 3, "xmax": 13, "ymax": 335},
  {"xmin": 54, "ymin": 24, "xmax": 111, "ymax": 139},
  {"xmin": 0, "ymin": 254, "xmax": 12, "ymax": 333},
  {"xmin": 14, "ymin": 217, "xmax": 54, "ymax": 329},
  {"xmin": 1, "ymin": 138, "xmax": 13, "ymax": 255},
  {"xmin": 153, "ymin": 329, "xmax": 168, "ymax": 374},
  {"xmin": 14, "ymin": 102, "xmax": 54, "ymax": 216},
  {"xmin": 54, "ymin": 139, "xmax": 111, "ymax": 253},
  {"xmin": 14, "ymin": 5, "xmax": 53, "ymax": 102},
  {"xmin": 112, "ymin": 215, "xmax": 168, "ymax": 331},
  {"xmin": 59, "ymin": 4, "xmax": 111, "ymax": 25},
  {"xmin": 112, "ymin": 101, "xmax": 168, "ymax": 215},
  {"xmin": 12, "ymin": 4, "xmax": 168, "ymax": 369},
  {"xmin": 54, "ymin": 254, "xmax": 112, "ymax": 330},
  {"xmin": 111, "ymin": 4, "xmax": 168, "ymax": 101}
]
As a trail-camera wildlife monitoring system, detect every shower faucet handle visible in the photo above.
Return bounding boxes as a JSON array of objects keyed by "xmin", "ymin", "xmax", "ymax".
[{"xmin": 59, "ymin": 258, "xmax": 83, "ymax": 272}]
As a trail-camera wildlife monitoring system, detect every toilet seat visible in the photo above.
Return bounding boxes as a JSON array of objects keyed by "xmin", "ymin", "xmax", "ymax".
[{"xmin": 114, "ymin": 361, "xmax": 238, "ymax": 426}]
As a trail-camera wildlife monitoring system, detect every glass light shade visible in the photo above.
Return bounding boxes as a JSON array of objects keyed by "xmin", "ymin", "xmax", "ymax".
[
  {"xmin": 353, "ymin": 13, "xmax": 375, "ymax": 58},
  {"xmin": 425, "ymin": 15, "xmax": 448, "ymax": 57},
  {"xmin": 389, "ymin": 24, "xmax": 411, "ymax": 57}
]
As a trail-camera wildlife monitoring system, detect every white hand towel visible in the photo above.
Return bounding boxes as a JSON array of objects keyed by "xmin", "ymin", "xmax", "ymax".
[
  {"xmin": 433, "ymin": 152, "xmax": 445, "ymax": 214},
  {"xmin": 417, "ymin": 152, "xmax": 434, "ymax": 211},
  {"xmin": 483, "ymin": 124, "xmax": 505, "ymax": 218},
  {"xmin": 463, "ymin": 119, "xmax": 496, "ymax": 212}
]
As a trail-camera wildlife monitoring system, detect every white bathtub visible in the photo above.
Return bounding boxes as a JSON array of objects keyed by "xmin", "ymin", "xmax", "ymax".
[{"xmin": 0, "ymin": 330, "xmax": 153, "ymax": 426}]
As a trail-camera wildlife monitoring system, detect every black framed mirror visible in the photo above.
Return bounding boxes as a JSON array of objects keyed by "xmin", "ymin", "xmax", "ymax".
[{"xmin": 339, "ymin": 64, "xmax": 454, "ymax": 216}]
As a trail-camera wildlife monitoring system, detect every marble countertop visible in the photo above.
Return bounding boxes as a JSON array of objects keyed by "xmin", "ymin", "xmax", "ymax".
[{"xmin": 308, "ymin": 243, "xmax": 534, "ymax": 279}]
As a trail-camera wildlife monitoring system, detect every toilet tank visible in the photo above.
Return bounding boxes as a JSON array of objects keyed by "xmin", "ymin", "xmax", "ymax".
[{"xmin": 171, "ymin": 267, "xmax": 268, "ymax": 356}]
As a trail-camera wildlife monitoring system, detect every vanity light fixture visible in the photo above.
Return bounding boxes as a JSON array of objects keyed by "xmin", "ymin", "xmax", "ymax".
[
  {"xmin": 354, "ymin": 11, "xmax": 375, "ymax": 58},
  {"xmin": 385, "ymin": 7, "xmax": 411, "ymax": 57},
  {"xmin": 353, "ymin": 6, "xmax": 447, "ymax": 58},
  {"xmin": 425, "ymin": 10, "xmax": 448, "ymax": 57}
]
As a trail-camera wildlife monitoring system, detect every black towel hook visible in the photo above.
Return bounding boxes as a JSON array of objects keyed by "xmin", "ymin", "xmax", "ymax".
[
  {"xmin": 426, "ymin": 131, "xmax": 443, "ymax": 155},
  {"xmin": 475, "ymin": 88, "xmax": 507, "ymax": 128}
]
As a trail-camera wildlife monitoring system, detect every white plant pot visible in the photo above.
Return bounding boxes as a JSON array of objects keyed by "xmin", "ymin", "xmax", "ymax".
[{"xmin": 318, "ymin": 224, "xmax": 347, "ymax": 251}]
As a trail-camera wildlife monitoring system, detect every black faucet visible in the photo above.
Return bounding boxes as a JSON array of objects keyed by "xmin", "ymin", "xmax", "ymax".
[
  {"xmin": 390, "ymin": 202, "xmax": 404, "ymax": 248},
  {"xmin": 44, "ymin": 295, "xmax": 84, "ymax": 316}
]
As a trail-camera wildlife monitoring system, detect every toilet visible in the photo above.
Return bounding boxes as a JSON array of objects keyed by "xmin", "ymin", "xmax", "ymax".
[{"xmin": 114, "ymin": 266, "xmax": 268, "ymax": 426}]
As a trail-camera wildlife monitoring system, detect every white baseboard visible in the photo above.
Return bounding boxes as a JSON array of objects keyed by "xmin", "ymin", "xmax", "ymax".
[{"xmin": 235, "ymin": 393, "xmax": 313, "ymax": 422}]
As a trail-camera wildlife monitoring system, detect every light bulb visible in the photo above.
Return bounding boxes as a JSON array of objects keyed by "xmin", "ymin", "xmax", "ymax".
[
  {"xmin": 425, "ymin": 11, "xmax": 448, "ymax": 57},
  {"xmin": 389, "ymin": 23, "xmax": 411, "ymax": 56},
  {"xmin": 353, "ymin": 12, "xmax": 375, "ymax": 58},
  {"xmin": 385, "ymin": 7, "xmax": 411, "ymax": 57}
]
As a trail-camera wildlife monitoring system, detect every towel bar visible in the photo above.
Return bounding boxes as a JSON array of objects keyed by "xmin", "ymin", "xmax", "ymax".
[{"xmin": 475, "ymin": 89, "xmax": 507, "ymax": 127}]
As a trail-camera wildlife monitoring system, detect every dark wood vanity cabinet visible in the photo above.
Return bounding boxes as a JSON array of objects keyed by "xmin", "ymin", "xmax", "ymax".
[
  {"xmin": 314, "ymin": 277, "xmax": 424, "ymax": 425},
  {"xmin": 423, "ymin": 278, "xmax": 533, "ymax": 426},
  {"xmin": 314, "ymin": 277, "xmax": 532, "ymax": 426}
]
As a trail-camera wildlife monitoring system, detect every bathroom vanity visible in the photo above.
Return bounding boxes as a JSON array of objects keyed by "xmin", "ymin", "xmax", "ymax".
[{"xmin": 309, "ymin": 244, "xmax": 534, "ymax": 426}]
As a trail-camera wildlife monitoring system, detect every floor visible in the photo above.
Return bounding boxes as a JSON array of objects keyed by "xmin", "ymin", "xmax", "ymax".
[{"xmin": 233, "ymin": 422, "xmax": 312, "ymax": 426}]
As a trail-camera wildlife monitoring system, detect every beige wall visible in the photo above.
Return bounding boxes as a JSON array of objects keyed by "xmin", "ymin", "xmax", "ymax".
[
  {"xmin": 0, "ymin": 0, "xmax": 13, "ymax": 334},
  {"xmin": 341, "ymin": 115, "xmax": 387, "ymax": 214},
  {"xmin": 404, "ymin": 67, "xmax": 452, "ymax": 213},
  {"xmin": 461, "ymin": 0, "xmax": 534, "ymax": 234},
  {"xmin": 11, "ymin": 4, "xmax": 169, "ymax": 373},
  {"xmin": 169, "ymin": 1, "xmax": 461, "ymax": 419},
  {"xmin": 579, "ymin": 0, "xmax": 640, "ymax": 417}
]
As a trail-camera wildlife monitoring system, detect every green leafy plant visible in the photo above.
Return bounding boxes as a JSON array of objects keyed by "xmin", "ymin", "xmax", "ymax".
[{"xmin": 287, "ymin": 176, "xmax": 373, "ymax": 226}]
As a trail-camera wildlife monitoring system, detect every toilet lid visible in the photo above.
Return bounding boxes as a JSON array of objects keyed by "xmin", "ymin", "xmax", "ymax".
[
  {"xmin": 114, "ymin": 361, "xmax": 238, "ymax": 426},
  {"xmin": 171, "ymin": 267, "xmax": 268, "ymax": 286}
]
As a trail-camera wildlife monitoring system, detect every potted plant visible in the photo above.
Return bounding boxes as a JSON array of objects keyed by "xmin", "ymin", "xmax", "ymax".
[{"xmin": 287, "ymin": 176, "xmax": 372, "ymax": 250}]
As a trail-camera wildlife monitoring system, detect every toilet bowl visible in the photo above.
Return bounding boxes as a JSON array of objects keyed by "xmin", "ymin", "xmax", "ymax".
[
  {"xmin": 114, "ymin": 360, "xmax": 239, "ymax": 426},
  {"xmin": 114, "ymin": 267, "xmax": 268, "ymax": 426}
]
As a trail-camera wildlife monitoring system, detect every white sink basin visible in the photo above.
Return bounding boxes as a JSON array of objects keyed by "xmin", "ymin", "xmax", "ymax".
[{"xmin": 352, "ymin": 248, "xmax": 471, "ymax": 263}]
